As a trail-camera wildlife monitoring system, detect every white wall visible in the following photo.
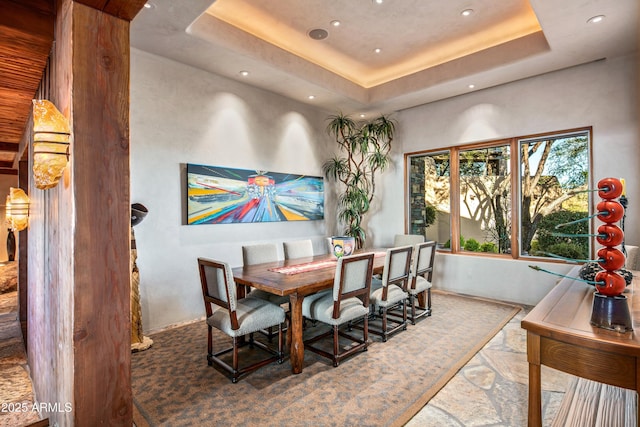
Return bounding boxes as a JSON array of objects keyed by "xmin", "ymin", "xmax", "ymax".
[
  {"xmin": 131, "ymin": 49, "xmax": 338, "ymax": 331},
  {"xmin": 371, "ymin": 54, "xmax": 639, "ymax": 304}
]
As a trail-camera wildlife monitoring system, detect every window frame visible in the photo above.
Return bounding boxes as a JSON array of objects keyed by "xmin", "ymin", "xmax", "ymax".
[{"xmin": 404, "ymin": 127, "xmax": 593, "ymax": 260}]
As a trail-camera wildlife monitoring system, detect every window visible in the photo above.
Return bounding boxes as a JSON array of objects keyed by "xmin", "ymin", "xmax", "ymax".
[
  {"xmin": 408, "ymin": 153, "xmax": 451, "ymax": 246},
  {"xmin": 519, "ymin": 132, "xmax": 590, "ymax": 259},
  {"xmin": 459, "ymin": 145, "xmax": 511, "ymax": 254},
  {"xmin": 406, "ymin": 128, "xmax": 591, "ymax": 259}
]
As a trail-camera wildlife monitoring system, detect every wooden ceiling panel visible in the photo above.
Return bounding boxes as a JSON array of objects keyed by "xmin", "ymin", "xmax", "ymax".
[
  {"xmin": 0, "ymin": 0, "xmax": 54, "ymax": 174},
  {"xmin": 0, "ymin": 156, "xmax": 15, "ymax": 165},
  {"xmin": 0, "ymin": 0, "xmax": 145, "ymax": 176}
]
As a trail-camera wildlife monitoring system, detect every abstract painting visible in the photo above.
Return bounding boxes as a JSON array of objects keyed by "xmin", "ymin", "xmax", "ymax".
[{"xmin": 186, "ymin": 163, "xmax": 324, "ymax": 224}]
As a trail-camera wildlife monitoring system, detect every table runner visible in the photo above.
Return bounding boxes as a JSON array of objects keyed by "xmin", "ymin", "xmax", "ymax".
[{"xmin": 269, "ymin": 251, "xmax": 386, "ymax": 275}]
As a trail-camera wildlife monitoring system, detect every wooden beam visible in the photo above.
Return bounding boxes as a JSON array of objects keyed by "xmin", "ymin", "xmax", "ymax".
[
  {"xmin": 0, "ymin": 141, "xmax": 20, "ymax": 152},
  {"xmin": 18, "ymin": 160, "xmax": 28, "ymax": 345},
  {"xmin": 74, "ymin": 0, "xmax": 147, "ymax": 21},
  {"xmin": 71, "ymin": 3, "xmax": 131, "ymax": 425},
  {"xmin": 0, "ymin": 168, "xmax": 18, "ymax": 175}
]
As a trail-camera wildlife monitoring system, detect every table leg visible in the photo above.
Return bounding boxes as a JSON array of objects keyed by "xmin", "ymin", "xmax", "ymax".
[
  {"xmin": 289, "ymin": 293, "xmax": 304, "ymax": 374},
  {"xmin": 527, "ymin": 332, "xmax": 542, "ymax": 427}
]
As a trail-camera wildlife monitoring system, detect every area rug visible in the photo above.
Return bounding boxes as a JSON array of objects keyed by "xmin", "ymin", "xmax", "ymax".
[{"xmin": 132, "ymin": 291, "xmax": 521, "ymax": 427}]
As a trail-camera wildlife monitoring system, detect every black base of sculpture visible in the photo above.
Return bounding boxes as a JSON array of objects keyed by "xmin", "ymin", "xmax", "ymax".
[{"xmin": 590, "ymin": 292, "xmax": 633, "ymax": 333}]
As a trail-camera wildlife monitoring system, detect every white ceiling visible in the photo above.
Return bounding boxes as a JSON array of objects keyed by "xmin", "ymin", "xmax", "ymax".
[{"xmin": 130, "ymin": 0, "xmax": 638, "ymax": 116}]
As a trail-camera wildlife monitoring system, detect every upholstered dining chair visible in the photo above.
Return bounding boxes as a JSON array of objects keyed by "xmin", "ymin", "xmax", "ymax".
[
  {"xmin": 242, "ymin": 243, "xmax": 289, "ymax": 305},
  {"xmin": 242, "ymin": 243, "xmax": 289, "ymax": 341},
  {"xmin": 283, "ymin": 239, "xmax": 314, "ymax": 260},
  {"xmin": 406, "ymin": 241, "xmax": 437, "ymax": 324},
  {"xmin": 242, "ymin": 243, "xmax": 279, "ymax": 265},
  {"xmin": 369, "ymin": 245, "xmax": 413, "ymax": 342},
  {"xmin": 301, "ymin": 252, "xmax": 375, "ymax": 367},
  {"xmin": 393, "ymin": 234, "xmax": 425, "ymax": 247},
  {"xmin": 197, "ymin": 258, "xmax": 285, "ymax": 383}
]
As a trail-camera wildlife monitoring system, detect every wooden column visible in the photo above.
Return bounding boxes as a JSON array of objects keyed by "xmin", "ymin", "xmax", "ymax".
[
  {"xmin": 26, "ymin": 0, "xmax": 145, "ymax": 425},
  {"xmin": 18, "ymin": 159, "xmax": 28, "ymax": 342},
  {"xmin": 70, "ymin": 3, "xmax": 132, "ymax": 425}
]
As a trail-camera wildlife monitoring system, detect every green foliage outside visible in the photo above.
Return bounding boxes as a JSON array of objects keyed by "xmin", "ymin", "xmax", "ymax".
[
  {"xmin": 464, "ymin": 238, "xmax": 480, "ymax": 252},
  {"xmin": 534, "ymin": 210, "xmax": 589, "ymax": 259},
  {"xmin": 480, "ymin": 242, "xmax": 498, "ymax": 253},
  {"xmin": 424, "ymin": 205, "xmax": 437, "ymax": 228},
  {"xmin": 443, "ymin": 235, "xmax": 465, "ymax": 249},
  {"xmin": 545, "ymin": 242, "xmax": 585, "ymax": 260}
]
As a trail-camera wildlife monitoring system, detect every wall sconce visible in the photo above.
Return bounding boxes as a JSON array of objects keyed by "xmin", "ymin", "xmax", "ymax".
[
  {"xmin": 32, "ymin": 99, "xmax": 71, "ymax": 190},
  {"xmin": 5, "ymin": 187, "xmax": 30, "ymax": 232}
]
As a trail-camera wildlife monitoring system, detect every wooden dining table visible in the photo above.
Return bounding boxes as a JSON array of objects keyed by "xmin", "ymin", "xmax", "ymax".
[{"xmin": 232, "ymin": 250, "xmax": 387, "ymax": 374}]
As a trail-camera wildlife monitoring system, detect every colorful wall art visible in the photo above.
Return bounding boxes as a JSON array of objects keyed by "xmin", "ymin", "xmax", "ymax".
[{"xmin": 186, "ymin": 164, "xmax": 324, "ymax": 224}]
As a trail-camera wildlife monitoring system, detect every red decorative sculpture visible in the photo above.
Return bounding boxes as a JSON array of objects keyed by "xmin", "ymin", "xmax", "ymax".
[{"xmin": 594, "ymin": 177, "xmax": 625, "ymax": 297}]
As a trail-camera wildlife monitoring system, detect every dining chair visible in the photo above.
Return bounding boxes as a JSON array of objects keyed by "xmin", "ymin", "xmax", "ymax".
[
  {"xmin": 406, "ymin": 241, "xmax": 437, "ymax": 324},
  {"xmin": 301, "ymin": 252, "xmax": 375, "ymax": 367},
  {"xmin": 242, "ymin": 243, "xmax": 289, "ymax": 340},
  {"xmin": 283, "ymin": 239, "xmax": 314, "ymax": 259},
  {"xmin": 242, "ymin": 243, "xmax": 279, "ymax": 265},
  {"xmin": 393, "ymin": 234, "xmax": 425, "ymax": 247},
  {"xmin": 197, "ymin": 258, "xmax": 285, "ymax": 383},
  {"xmin": 242, "ymin": 243, "xmax": 289, "ymax": 304},
  {"xmin": 369, "ymin": 245, "xmax": 413, "ymax": 342}
]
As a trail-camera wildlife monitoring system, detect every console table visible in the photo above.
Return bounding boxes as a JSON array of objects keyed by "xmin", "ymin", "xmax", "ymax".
[{"xmin": 521, "ymin": 266, "xmax": 639, "ymax": 426}]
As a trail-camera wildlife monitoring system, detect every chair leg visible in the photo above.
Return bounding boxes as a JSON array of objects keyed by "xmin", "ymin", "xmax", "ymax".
[
  {"xmin": 363, "ymin": 315, "xmax": 368, "ymax": 351},
  {"xmin": 232, "ymin": 337, "xmax": 239, "ymax": 383},
  {"xmin": 277, "ymin": 323, "xmax": 284, "ymax": 363},
  {"xmin": 333, "ymin": 325, "xmax": 340, "ymax": 367},
  {"xmin": 207, "ymin": 325, "xmax": 213, "ymax": 365},
  {"xmin": 402, "ymin": 300, "xmax": 407, "ymax": 330},
  {"xmin": 410, "ymin": 296, "xmax": 417, "ymax": 325},
  {"xmin": 381, "ymin": 308, "xmax": 388, "ymax": 342}
]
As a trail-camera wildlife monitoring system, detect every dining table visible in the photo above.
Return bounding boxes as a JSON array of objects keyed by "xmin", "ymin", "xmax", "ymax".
[{"xmin": 232, "ymin": 250, "xmax": 387, "ymax": 374}]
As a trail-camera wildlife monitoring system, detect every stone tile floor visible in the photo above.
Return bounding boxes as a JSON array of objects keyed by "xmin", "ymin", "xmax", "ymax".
[
  {"xmin": 0, "ymin": 291, "xmax": 41, "ymax": 427},
  {"xmin": 407, "ymin": 306, "xmax": 570, "ymax": 426}
]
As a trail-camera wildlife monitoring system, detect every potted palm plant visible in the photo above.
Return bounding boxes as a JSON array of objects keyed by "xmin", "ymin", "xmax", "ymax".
[{"xmin": 323, "ymin": 113, "xmax": 396, "ymax": 248}]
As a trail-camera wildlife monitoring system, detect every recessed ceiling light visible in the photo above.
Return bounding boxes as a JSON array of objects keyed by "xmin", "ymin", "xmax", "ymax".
[
  {"xmin": 331, "ymin": 20, "xmax": 341, "ymax": 27},
  {"xmin": 308, "ymin": 95, "xmax": 315, "ymax": 100},
  {"xmin": 143, "ymin": 2, "xmax": 154, "ymax": 9},
  {"xmin": 239, "ymin": 70, "xmax": 249, "ymax": 77},
  {"xmin": 372, "ymin": 0, "xmax": 384, "ymax": 4},
  {"xmin": 468, "ymin": 84, "xmax": 475, "ymax": 89},
  {"xmin": 374, "ymin": 48, "xmax": 382, "ymax": 54},
  {"xmin": 461, "ymin": 9, "xmax": 473, "ymax": 17},
  {"xmin": 359, "ymin": 114, "xmax": 366, "ymax": 118},
  {"xmin": 308, "ymin": 28, "xmax": 329, "ymax": 40},
  {"xmin": 587, "ymin": 15, "xmax": 605, "ymax": 24}
]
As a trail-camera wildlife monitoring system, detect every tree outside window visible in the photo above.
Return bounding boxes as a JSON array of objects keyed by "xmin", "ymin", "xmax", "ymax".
[{"xmin": 520, "ymin": 132, "xmax": 590, "ymax": 258}]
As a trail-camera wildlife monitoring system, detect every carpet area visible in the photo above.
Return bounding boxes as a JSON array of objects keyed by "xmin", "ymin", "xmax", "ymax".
[{"xmin": 132, "ymin": 291, "xmax": 521, "ymax": 427}]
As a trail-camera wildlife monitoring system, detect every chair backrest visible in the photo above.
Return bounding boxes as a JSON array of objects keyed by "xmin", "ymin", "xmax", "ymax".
[
  {"xmin": 242, "ymin": 243, "xmax": 279, "ymax": 265},
  {"xmin": 332, "ymin": 253, "xmax": 375, "ymax": 318},
  {"xmin": 410, "ymin": 241, "xmax": 437, "ymax": 289},
  {"xmin": 381, "ymin": 245, "xmax": 413, "ymax": 290},
  {"xmin": 283, "ymin": 239, "xmax": 314, "ymax": 260},
  {"xmin": 197, "ymin": 258, "xmax": 239, "ymax": 328},
  {"xmin": 393, "ymin": 234, "xmax": 425, "ymax": 247}
]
